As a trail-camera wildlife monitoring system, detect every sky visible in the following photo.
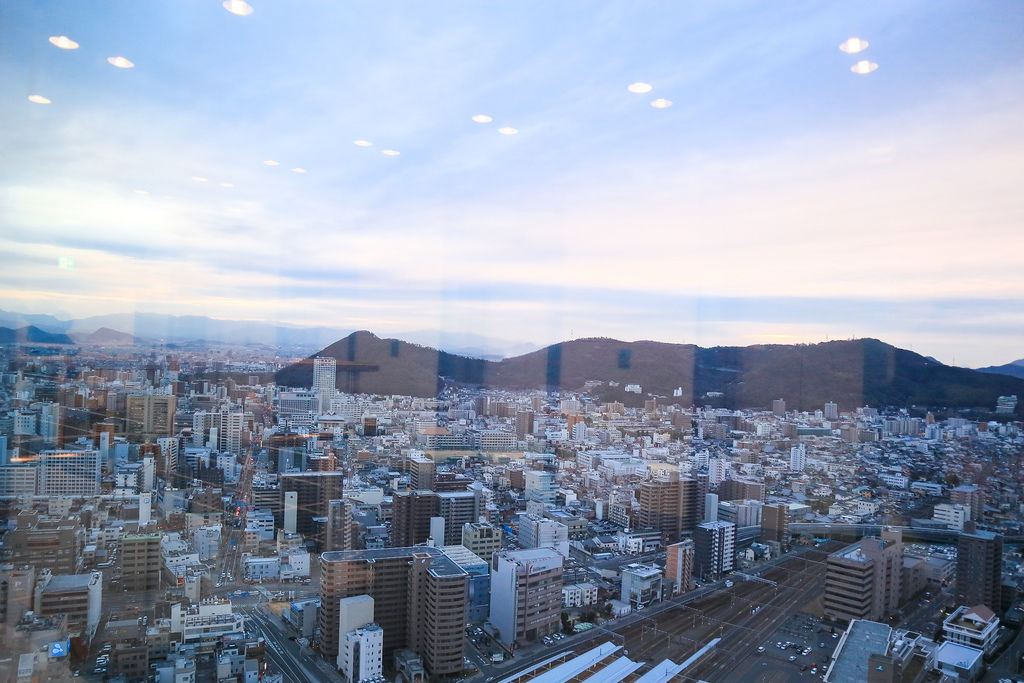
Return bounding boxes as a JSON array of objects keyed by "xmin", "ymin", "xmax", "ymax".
[{"xmin": 1, "ymin": 1, "xmax": 1023, "ymax": 367}]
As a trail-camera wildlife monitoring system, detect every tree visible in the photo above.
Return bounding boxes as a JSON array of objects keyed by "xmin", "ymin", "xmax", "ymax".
[
  {"xmin": 561, "ymin": 612, "xmax": 573, "ymax": 635},
  {"xmin": 944, "ymin": 472, "xmax": 961, "ymax": 488}
]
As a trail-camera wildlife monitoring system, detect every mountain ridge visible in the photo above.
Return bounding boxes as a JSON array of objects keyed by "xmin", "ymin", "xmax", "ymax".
[{"xmin": 276, "ymin": 331, "xmax": 1024, "ymax": 415}]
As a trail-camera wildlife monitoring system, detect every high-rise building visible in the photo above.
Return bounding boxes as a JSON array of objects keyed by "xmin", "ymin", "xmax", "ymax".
[
  {"xmin": 524, "ymin": 470, "xmax": 556, "ymax": 506},
  {"xmin": 120, "ymin": 533, "xmax": 162, "ymax": 592},
  {"xmin": 319, "ymin": 547, "xmax": 468, "ymax": 677},
  {"xmin": 36, "ymin": 449, "xmax": 101, "ymax": 497},
  {"xmin": 693, "ymin": 521, "xmax": 735, "ymax": 580},
  {"xmin": 790, "ymin": 443, "xmax": 806, "ymax": 472},
  {"xmin": 515, "ymin": 410, "xmax": 534, "ymax": 439},
  {"xmin": 957, "ymin": 530, "xmax": 1003, "ymax": 612},
  {"xmin": 408, "ymin": 454, "xmax": 435, "ymax": 491},
  {"xmin": 772, "ymin": 398, "xmax": 786, "ymax": 416},
  {"xmin": 337, "ymin": 595, "xmax": 383, "ymax": 681},
  {"xmin": 718, "ymin": 478, "xmax": 765, "ymax": 503},
  {"xmin": 665, "ymin": 540, "xmax": 695, "ymax": 595},
  {"xmin": 637, "ymin": 477, "xmax": 681, "ymax": 540},
  {"xmin": 437, "ymin": 491, "xmax": 479, "ymax": 546},
  {"xmin": 489, "ymin": 548, "xmax": 563, "ymax": 647},
  {"xmin": 313, "ymin": 357, "xmax": 337, "ymax": 412},
  {"xmin": 518, "ymin": 517, "xmax": 569, "ymax": 556},
  {"xmin": 761, "ymin": 504, "xmax": 790, "ymax": 547},
  {"xmin": 392, "ymin": 490, "xmax": 439, "ymax": 547},
  {"xmin": 933, "ymin": 503, "xmax": 970, "ymax": 531},
  {"xmin": 125, "ymin": 394, "xmax": 177, "ymax": 441},
  {"xmin": 279, "ymin": 471, "xmax": 344, "ymax": 541},
  {"xmin": 824, "ymin": 401, "xmax": 839, "ymax": 421},
  {"xmin": 324, "ymin": 499, "xmax": 355, "ymax": 552},
  {"xmin": 462, "ymin": 522, "xmax": 501, "ymax": 563},
  {"xmin": 951, "ymin": 485, "xmax": 985, "ymax": 521},
  {"xmin": 823, "ymin": 529, "xmax": 904, "ymax": 623}
]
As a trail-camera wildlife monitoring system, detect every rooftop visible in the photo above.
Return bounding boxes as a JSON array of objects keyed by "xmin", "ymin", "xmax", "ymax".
[
  {"xmin": 321, "ymin": 545, "xmax": 467, "ymax": 577},
  {"xmin": 825, "ymin": 620, "xmax": 892, "ymax": 683}
]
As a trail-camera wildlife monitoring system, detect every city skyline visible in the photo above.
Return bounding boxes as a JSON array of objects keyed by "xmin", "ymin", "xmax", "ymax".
[{"xmin": 3, "ymin": 2, "xmax": 1023, "ymax": 367}]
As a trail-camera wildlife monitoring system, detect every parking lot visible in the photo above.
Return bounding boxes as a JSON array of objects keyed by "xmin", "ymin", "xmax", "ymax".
[{"xmin": 752, "ymin": 612, "xmax": 838, "ymax": 679}]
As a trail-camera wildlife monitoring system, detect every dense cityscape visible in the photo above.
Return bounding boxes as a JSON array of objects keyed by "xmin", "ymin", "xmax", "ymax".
[{"xmin": 0, "ymin": 334, "xmax": 1022, "ymax": 682}]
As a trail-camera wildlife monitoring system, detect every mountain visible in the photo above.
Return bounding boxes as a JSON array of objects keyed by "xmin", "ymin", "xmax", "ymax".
[
  {"xmin": 276, "ymin": 333, "xmax": 1024, "ymax": 415},
  {"xmin": 976, "ymin": 359, "xmax": 1024, "ymax": 381},
  {"xmin": 0, "ymin": 325, "xmax": 74, "ymax": 345},
  {"xmin": 73, "ymin": 327, "xmax": 138, "ymax": 346},
  {"xmin": 0, "ymin": 309, "xmax": 533, "ymax": 357}
]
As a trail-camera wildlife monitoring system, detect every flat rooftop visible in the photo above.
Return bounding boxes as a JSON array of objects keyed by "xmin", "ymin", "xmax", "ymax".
[
  {"xmin": 825, "ymin": 620, "xmax": 892, "ymax": 683},
  {"xmin": 321, "ymin": 545, "xmax": 467, "ymax": 577}
]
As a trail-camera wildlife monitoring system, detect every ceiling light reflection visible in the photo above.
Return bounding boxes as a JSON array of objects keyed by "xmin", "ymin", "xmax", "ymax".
[
  {"xmin": 627, "ymin": 82, "xmax": 653, "ymax": 94},
  {"xmin": 291, "ymin": 167, "xmax": 307, "ymax": 173},
  {"xmin": 191, "ymin": 177, "xmax": 208, "ymax": 182},
  {"xmin": 223, "ymin": 0, "xmax": 254, "ymax": 16},
  {"xmin": 48, "ymin": 36, "xmax": 79, "ymax": 50},
  {"xmin": 471, "ymin": 115, "xmax": 493, "ymax": 123},
  {"xmin": 497, "ymin": 127, "xmax": 518, "ymax": 135},
  {"xmin": 28, "ymin": 95, "xmax": 51, "ymax": 104},
  {"xmin": 263, "ymin": 160, "xmax": 280, "ymax": 166},
  {"xmin": 650, "ymin": 98, "xmax": 672, "ymax": 109},
  {"xmin": 353, "ymin": 140, "xmax": 373, "ymax": 147},
  {"xmin": 839, "ymin": 37, "xmax": 869, "ymax": 54},
  {"xmin": 107, "ymin": 56, "xmax": 134, "ymax": 69},
  {"xmin": 851, "ymin": 60, "xmax": 878, "ymax": 74},
  {"xmin": 381, "ymin": 150, "xmax": 400, "ymax": 156}
]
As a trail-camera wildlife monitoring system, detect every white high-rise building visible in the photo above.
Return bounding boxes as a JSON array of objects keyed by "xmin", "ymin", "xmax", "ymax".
[
  {"xmin": 824, "ymin": 401, "xmax": 839, "ymax": 421},
  {"xmin": 933, "ymin": 503, "xmax": 970, "ymax": 531},
  {"xmin": 694, "ymin": 521, "xmax": 735, "ymax": 580},
  {"xmin": 340, "ymin": 624, "xmax": 383, "ymax": 682},
  {"xmin": 524, "ymin": 470, "xmax": 557, "ymax": 506},
  {"xmin": 518, "ymin": 516, "xmax": 570, "ymax": 557},
  {"xmin": 708, "ymin": 458, "xmax": 728, "ymax": 486},
  {"xmin": 313, "ymin": 357, "xmax": 337, "ymax": 412},
  {"xmin": 36, "ymin": 449, "xmax": 101, "ymax": 497},
  {"xmin": 790, "ymin": 443, "xmax": 806, "ymax": 472}
]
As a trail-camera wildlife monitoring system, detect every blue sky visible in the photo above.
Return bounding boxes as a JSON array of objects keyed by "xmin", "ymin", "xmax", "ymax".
[{"xmin": 1, "ymin": 1, "xmax": 1022, "ymax": 365}]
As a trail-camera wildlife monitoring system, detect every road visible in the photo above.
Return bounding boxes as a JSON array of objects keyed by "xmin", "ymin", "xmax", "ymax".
[{"xmin": 241, "ymin": 603, "xmax": 343, "ymax": 683}]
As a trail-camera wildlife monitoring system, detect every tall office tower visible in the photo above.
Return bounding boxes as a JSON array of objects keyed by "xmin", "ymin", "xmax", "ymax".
[
  {"xmin": 637, "ymin": 477, "xmax": 682, "ymax": 540},
  {"xmin": 2, "ymin": 513, "xmax": 85, "ymax": 574},
  {"xmin": 219, "ymin": 411, "xmax": 245, "ymax": 455},
  {"xmin": 718, "ymin": 478, "xmax": 765, "ymax": 502},
  {"xmin": 278, "ymin": 471, "xmax": 344, "ymax": 540},
  {"xmin": 392, "ymin": 490, "xmax": 439, "ymax": 547},
  {"xmin": 957, "ymin": 530, "xmax": 1003, "ymax": 611},
  {"xmin": 524, "ymin": 470, "xmax": 557, "ymax": 506},
  {"xmin": 125, "ymin": 394, "xmax": 177, "ymax": 441},
  {"xmin": 665, "ymin": 540, "xmax": 695, "ymax": 595},
  {"xmin": 408, "ymin": 454, "xmax": 435, "ymax": 491},
  {"xmin": 313, "ymin": 356, "xmax": 337, "ymax": 412},
  {"xmin": 824, "ymin": 401, "xmax": 839, "ymax": 421},
  {"xmin": 823, "ymin": 528, "xmax": 904, "ymax": 623},
  {"xmin": 693, "ymin": 521, "xmax": 736, "ymax": 580},
  {"xmin": 192, "ymin": 411, "xmax": 217, "ymax": 448},
  {"xmin": 790, "ymin": 443, "xmax": 807, "ymax": 471},
  {"xmin": 489, "ymin": 548, "xmax": 564, "ymax": 647},
  {"xmin": 772, "ymin": 398, "xmax": 786, "ymax": 416},
  {"xmin": 319, "ymin": 547, "xmax": 468, "ymax": 677},
  {"xmin": 951, "ymin": 485, "xmax": 986, "ymax": 521},
  {"xmin": 36, "ymin": 449, "xmax": 101, "ymax": 496},
  {"xmin": 120, "ymin": 533, "xmax": 161, "ymax": 592},
  {"xmin": 761, "ymin": 504, "xmax": 790, "ymax": 546},
  {"xmin": 717, "ymin": 500, "xmax": 763, "ymax": 527},
  {"xmin": 462, "ymin": 522, "xmax": 501, "ymax": 563},
  {"xmin": 515, "ymin": 410, "xmax": 535, "ymax": 439},
  {"xmin": 437, "ymin": 491, "xmax": 479, "ymax": 546},
  {"xmin": 324, "ymin": 499, "xmax": 354, "ymax": 552}
]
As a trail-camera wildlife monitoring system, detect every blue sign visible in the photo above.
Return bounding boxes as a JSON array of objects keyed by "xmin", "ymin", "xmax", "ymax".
[{"xmin": 49, "ymin": 640, "xmax": 69, "ymax": 658}]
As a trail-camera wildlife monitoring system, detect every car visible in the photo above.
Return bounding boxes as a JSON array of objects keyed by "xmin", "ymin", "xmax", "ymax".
[
  {"xmin": 832, "ymin": 633, "xmax": 839, "ymax": 638},
  {"xmin": 756, "ymin": 646, "xmax": 765, "ymax": 653},
  {"xmin": 801, "ymin": 665, "xmax": 808, "ymax": 671},
  {"xmin": 811, "ymin": 668, "xmax": 818, "ymax": 675},
  {"xmin": 788, "ymin": 655, "xmax": 797, "ymax": 662},
  {"xmin": 819, "ymin": 642, "xmax": 826, "ymax": 648}
]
